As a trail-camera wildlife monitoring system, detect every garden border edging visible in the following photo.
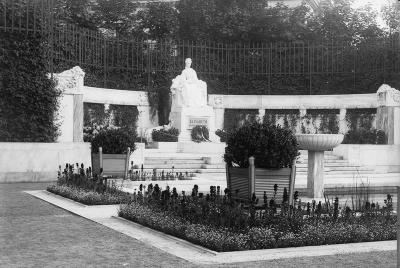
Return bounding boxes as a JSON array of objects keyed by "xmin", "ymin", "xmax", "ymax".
[{"xmin": 25, "ymin": 190, "xmax": 397, "ymax": 265}]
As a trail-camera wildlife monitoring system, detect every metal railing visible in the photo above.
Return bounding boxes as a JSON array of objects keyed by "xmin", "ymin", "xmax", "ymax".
[{"xmin": 1, "ymin": 0, "xmax": 400, "ymax": 94}]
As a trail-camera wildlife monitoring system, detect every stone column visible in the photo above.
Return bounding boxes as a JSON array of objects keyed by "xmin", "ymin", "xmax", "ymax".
[
  {"xmin": 376, "ymin": 84, "xmax": 400, "ymax": 145},
  {"xmin": 52, "ymin": 66, "xmax": 85, "ymax": 142},
  {"xmin": 307, "ymin": 151, "xmax": 325, "ymax": 198},
  {"xmin": 258, "ymin": 109, "xmax": 265, "ymax": 122},
  {"xmin": 339, "ymin": 108, "xmax": 347, "ymax": 134}
]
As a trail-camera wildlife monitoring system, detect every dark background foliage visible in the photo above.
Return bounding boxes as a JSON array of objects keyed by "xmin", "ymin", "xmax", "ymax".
[{"xmin": 0, "ymin": 31, "xmax": 60, "ymax": 142}]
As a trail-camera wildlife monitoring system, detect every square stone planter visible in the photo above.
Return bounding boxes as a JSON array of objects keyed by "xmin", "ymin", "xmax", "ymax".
[
  {"xmin": 226, "ymin": 157, "xmax": 296, "ymax": 204},
  {"xmin": 91, "ymin": 147, "xmax": 130, "ymax": 179}
]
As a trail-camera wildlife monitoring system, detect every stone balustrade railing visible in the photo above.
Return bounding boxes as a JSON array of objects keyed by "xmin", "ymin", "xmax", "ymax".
[{"xmin": 54, "ymin": 66, "xmax": 400, "ymax": 145}]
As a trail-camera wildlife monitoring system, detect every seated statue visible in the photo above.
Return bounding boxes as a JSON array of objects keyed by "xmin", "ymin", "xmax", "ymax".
[{"xmin": 170, "ymin": 58, "xmax": 207, "ymax": 108}]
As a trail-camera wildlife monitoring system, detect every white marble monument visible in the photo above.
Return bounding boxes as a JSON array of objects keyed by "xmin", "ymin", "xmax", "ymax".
[{"xmin": 170, "ymin": 58, "xmax": 218, "ymax": 142}]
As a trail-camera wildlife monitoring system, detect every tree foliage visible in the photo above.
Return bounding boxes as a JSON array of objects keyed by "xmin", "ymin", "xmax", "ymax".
[
  {"xmin": 57, "ymin": 0, "xmax": 390, "ymax": 43},
  {"xmin": 137, "ymin": 2, "xmax": 179, "ymax": 40}
]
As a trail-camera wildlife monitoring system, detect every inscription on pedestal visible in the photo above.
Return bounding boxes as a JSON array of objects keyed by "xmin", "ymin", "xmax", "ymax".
[{"xmin": 189, "ymin": 117, "xmax": 208, "ymax": 128}]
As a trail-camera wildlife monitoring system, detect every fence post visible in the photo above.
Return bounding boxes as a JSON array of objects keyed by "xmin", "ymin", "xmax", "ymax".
[
  {"xmin": 249, "ymin": 156, "xmax": 255, "ymax": 200},
  {"xmin": 124, "ymin": 147, "xmax": 130, "ymax": 180}
]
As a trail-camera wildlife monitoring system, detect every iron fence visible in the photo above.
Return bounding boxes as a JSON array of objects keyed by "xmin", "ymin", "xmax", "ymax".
[{"xmin": 1, "ymin": 0, "xmax": 400, "ymax": 94}]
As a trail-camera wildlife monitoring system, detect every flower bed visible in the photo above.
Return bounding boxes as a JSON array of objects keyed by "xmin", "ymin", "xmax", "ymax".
[
  {"xmin": 47, "ymin": 163, "xmax": 133, "ymax": 205},
  {"xmin": 118, "ymin": 185, "xmax": 397, "ymax": 252},
  {"xmin": 47, "ymin": 184, "xmax": 131, "ymax": 205}
]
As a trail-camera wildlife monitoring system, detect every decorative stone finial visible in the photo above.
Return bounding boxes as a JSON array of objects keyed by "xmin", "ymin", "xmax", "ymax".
[
  {"xmin": 377, "ymin": 84, "xmax": 400, "ymax": 107},
  {"xmin": 51, "ymin": 66, "xmax": 85, "ymax": 94}
]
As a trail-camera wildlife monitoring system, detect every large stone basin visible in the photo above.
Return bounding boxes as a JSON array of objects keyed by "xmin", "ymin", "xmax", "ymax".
[
  {"xmin": 296, "ymin": 134, "xmax": 344, "ymax": 151},
  {"xmin": 295, "ymin": 134, "xmax": 344, "ymax": 198}
]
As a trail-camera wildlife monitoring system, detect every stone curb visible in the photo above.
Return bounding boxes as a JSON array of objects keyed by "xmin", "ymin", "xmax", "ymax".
[{"xmin": 25, "ymin": 190, "xmax": 397, "ymax": 265}]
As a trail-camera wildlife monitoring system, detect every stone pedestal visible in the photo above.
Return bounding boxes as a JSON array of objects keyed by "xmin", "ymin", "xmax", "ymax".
[
  {"xmin": 296, "ymin": 134, "xmax": 344, "ymax": 199},
  {"xmin": 307, "ymin": 151, "xmax": 325, "ymax": 198},
  {"xmin": 170, "ymin": 105, "xmax": 219, "ymax": 142},
  {"xmin": 376, "ymin": 84, "xmax": 400, "ymax": 145}
]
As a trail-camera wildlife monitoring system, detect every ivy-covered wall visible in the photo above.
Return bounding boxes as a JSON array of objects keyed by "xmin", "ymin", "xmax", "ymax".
[
  {"xmin": 0, "ymin": 31, "xmax": 61, "ymax": 142},
  {"xmin": 223, "ymin": 109, "xmax": 258, "ymax": 131},
  {"xmin": 224, "ymin": 108, "xmax": 376, "ymax": 136}
]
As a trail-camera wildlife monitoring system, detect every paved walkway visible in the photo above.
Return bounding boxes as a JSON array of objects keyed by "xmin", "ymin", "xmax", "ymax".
[{"xmin": 0, "ymin": 182, "xmax": 397, "ymax": 268}]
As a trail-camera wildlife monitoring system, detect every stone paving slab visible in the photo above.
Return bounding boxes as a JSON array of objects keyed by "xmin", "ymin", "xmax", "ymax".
[{"xmin": 26, "ymin": 190, "xmax": 397, "ymax": 265}]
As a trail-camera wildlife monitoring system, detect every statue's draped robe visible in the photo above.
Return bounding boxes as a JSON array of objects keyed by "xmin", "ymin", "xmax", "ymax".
[{"xmin": 171, "ymin": 68, "xmax": 207, "ymax": 107}]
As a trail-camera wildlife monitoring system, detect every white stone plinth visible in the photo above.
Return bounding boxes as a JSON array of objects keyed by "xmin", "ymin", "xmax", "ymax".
[
  {"xmin": 307, "ymin": 151, "xmax": 325, "ymax": 198},
  {"xmin": 170, "ymin": 106, "xmax": 219, "ymax": 142}
]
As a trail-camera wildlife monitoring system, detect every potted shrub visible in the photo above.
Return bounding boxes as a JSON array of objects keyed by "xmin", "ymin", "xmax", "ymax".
[
  {"xmin": 91, "ymin": 127, "xmax": 136, "ymax": 178},
  {"xmin": 224, "ymin": 122, "xmax": 299, "ymax": 203}
]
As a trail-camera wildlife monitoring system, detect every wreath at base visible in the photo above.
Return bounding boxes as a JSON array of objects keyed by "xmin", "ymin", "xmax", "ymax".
[{"xmin": 191, "ymin": 125, "xmax": 210, "ymax": 143}]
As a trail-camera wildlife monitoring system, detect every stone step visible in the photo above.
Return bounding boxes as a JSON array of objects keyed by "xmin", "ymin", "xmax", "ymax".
[
  {"xmin": 297, "ymin": 159, "xmax": 348, "ymax": 163},
  {"xmin": 197, "ymin": 168, "xmax": 227, "ymax": 174},
  {"xmin": 296, "ymin": 162, "xmax": 364, "ymax": 167},
  {"xmin": 144, "ymin": 151, "xmax": 223, "ymax": 157},
  {"xmin": 144, "ymin": 159, "xmax": 206, "ymax": 165},
  {"xmin": 201, "ymin": 164, "xmax": 226, "ymax": 169},
  {"xmin": 295, "ymin": 172, "xmax": 399, "ymax": 179},
  {"xmin": 296, "ymin": 166, "xmax": 373, "ymax": 172},
  {"xmin": 298, "ymin": 155, "xmax": 343, "ymax": 160},
  {"xmin": 142, "ymin": 163, "xmax": 205, "ymax": 169},
  {"xmin": 299, "ymin": 150, "xmax": 335, "ymax": 155}
]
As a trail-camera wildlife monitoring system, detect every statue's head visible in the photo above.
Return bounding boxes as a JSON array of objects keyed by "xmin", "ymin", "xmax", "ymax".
[{"xmin": 185, "ymin": 58, "xmax": 192, "ymax": 68}]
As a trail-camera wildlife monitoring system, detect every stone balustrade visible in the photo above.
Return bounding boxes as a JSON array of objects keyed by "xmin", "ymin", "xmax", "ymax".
[{"xmin": 54, "ymin": 66, "xmax": 399, "ymax": 145}]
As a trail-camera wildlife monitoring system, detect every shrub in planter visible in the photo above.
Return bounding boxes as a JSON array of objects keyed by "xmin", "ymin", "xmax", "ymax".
[
  {"xmin": 152, "ymin": 127, "xmax": 179, "ymax": 142},
  {"xmin": 224, "ymin": 122, "xmax": 298, "ymax": 202},
  {"xmin": 91, "ymin": 128, "xmax": 136, "ymax": 154},
  {"xmin": 191, "ymin": 125, "xmax": 209, "ymax": 142},
  {"xmin": 224, "ymin": 122, "xmax": 299, "ymax": 169}
]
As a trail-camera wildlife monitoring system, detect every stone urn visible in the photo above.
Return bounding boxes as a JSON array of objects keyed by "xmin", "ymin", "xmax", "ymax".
[{"xmin": 295, "ymin": 134, "xmax": 344, "ymax": 198}]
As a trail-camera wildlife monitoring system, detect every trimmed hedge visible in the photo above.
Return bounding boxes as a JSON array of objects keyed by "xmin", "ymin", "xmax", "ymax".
[
  {"xmin": 90, "ymin": 128, "xmax": 136, "ymax": 154},
  {"xmin": 224, "ymin": 122, "xmax": 299, "ymax": 168}
]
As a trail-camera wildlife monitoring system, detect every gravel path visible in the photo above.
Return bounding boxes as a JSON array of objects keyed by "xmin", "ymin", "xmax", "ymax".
[{"xmin": 0, "ymin": 182, "xmax": 397, "ymax": 268}]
